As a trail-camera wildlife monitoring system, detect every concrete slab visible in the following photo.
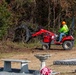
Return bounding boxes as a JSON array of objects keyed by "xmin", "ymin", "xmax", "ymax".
[
  {"xmin": 53, "ymin": 58, "xmax": 76, "ymax": 65},
  {"xmin": 0, "ymin": 68, "xmax": 59, "ymax": 75},
  {"xmin": 0, "ymin": 72, "xmax": 33, "ymax": 75},
  {"xmin": 0, "ymin": 68, "xmax": 34, "ymax": 75}
]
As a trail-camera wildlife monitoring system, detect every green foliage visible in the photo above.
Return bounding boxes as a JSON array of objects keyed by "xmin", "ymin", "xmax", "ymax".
[{"xmin": 0, "ymin": 1, "xmax": 11, "ymax": 40}]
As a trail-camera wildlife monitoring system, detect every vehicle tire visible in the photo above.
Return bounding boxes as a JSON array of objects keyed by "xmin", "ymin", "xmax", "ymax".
[
  {"xmin": 42, "ymin": 44, "xmax": 50, "ymax": 50},
  {"xmin": 71, "ymin": 40, "xmax": 74, "ymax": 46},
  {"xmin": 62, "ymin": 41, "xmax": 73, "ymax": 50},
  {"xmin": 14, "ymin": 24, "xmax": 31, "ymax": 43}
]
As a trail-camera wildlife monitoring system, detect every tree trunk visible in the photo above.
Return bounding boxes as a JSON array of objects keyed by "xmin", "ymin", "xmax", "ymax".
[
  {"xmin": 30, "ymin": 0, "xmax": 36, "ymax": 23},
  {"xmin": 47, "ymin": 0, "xmax": 51, "ymax": 30}
]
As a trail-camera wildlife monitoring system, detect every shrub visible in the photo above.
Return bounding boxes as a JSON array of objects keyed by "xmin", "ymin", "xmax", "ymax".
[{"xmin": 0, "ymin": 1, "xmax": 11, "ymax": 40}]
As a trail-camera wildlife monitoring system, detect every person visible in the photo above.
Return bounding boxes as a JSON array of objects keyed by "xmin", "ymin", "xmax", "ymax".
[{"xmin": 58, "ymin": 21, "xmax": 69, "ymax": 42}]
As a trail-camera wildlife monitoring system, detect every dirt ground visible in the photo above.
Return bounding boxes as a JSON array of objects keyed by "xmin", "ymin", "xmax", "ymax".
[{"xmin": 0, "ymin": 43, "xmax": 76, "ymax": 75}]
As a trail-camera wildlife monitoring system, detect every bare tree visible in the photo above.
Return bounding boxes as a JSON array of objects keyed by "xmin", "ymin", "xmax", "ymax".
[{"xmin": 47, "ymin": 0, "xmax": 51, "ymax": 30}]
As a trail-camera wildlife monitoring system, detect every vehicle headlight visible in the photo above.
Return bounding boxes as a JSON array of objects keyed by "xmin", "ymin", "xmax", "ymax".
[{"xmin": 52, "ymin": 36, "xmax": 54, "ymax": 39}]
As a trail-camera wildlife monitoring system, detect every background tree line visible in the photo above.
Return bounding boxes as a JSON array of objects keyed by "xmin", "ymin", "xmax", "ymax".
[{"xmin": 0, "ymin": 0, "xmax": 76, "ymax": 41}]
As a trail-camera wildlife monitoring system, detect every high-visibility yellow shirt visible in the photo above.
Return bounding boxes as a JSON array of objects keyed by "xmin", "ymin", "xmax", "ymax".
[{"xmin": 59, "ymin": 24, "xmax": 69, "ymax": 33}]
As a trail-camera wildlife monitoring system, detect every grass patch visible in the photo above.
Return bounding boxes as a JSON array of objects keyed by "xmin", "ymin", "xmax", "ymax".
[{"xmin": 0, "ymin": 40, "xmax": 41, "ymax": 48}]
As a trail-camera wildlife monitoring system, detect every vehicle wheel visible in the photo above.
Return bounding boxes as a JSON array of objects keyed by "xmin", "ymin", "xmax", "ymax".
[
  {"xmin": 14, "ymin": 24, "xmax": 31, "ymax": 43},
  {"xmin": 62, "ymin": 41, "xmax": 73, "ymax": 50},
  {"xmin": 42, "ymin": 44, "xmax": 50, "ymax": 50},
  {"xmin": 71, "ymin": 40, "xmax": 74, "ymax": 46}
]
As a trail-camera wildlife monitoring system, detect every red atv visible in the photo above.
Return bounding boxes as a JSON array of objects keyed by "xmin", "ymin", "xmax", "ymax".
[{"xmin": 14, "ymin": 24, "xmax": 74, "ymax": 50}]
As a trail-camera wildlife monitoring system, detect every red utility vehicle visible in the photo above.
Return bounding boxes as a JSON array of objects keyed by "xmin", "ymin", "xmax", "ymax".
[{"xmin": 31, "ymin": 28, "xmax": 74, "ymax": 50}]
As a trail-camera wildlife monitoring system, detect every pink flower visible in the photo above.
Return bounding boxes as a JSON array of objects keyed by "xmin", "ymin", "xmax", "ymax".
[{"xmin": 40, "ymin": 67, "xmax": 52, "ymax": 75}]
